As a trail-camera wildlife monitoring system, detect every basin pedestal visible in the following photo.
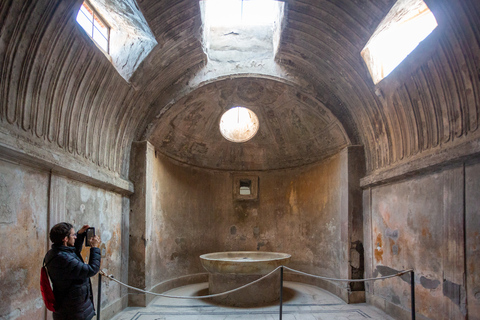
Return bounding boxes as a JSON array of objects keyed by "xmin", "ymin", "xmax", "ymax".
[
  {"xmin": 200, "ymin": 251, "xmax": 291, "ymax": 307},
  {"xmin": 209, "ymin": 273, "xmax": 281, "ymax": 307}
]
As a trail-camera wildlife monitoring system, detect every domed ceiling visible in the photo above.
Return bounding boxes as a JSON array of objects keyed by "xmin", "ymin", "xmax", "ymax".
[{"xmin": 147, "ymin": 78, "xmax": 350, "ymax": 170}]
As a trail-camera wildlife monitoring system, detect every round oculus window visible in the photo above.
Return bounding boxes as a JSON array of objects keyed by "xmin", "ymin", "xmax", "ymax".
[{"xmin": 219, "ymin": 107, "xmax": 259, "ymax": 143}]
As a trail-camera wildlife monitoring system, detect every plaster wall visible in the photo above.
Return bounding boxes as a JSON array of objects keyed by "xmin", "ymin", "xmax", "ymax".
[
  {"xmin": 0, "ymin": 159, "xmax": 129, "ymax": 320},
  {"xmin": 364, "ymin": 161, "xmax": 480, "ymax": 319},
  {"xmin": 133, "ymin": 146, "xmax": 362, "ymax": 302},
  {"xmin": 0, "ymin": 160, "xmax": 48, "ymax": 320},
  {"xmin": 466, "ymin": 161, "xmax": 480, "ymax": 319},
  {"xmin": 50, "ymin": 175, "xmax": 129, "ymax": 320}
]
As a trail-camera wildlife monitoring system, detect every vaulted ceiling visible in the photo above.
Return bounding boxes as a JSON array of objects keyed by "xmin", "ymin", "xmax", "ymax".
[{"xmin": 0, "ymin": 0, "xmax": 479, "ymax": 180}]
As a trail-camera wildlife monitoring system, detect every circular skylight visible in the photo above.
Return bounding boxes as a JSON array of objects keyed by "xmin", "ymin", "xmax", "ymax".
[{"xmin": 219, "ymin": 107, "xmax": 259, "ymax": 143}]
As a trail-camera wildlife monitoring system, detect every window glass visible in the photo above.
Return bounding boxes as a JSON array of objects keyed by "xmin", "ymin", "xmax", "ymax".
[
  {"xmin": 204, "ymin": 0, "xmax": 278, "ymax": 27},
  {"xmin": 76, "ymin": 1, "xmax": 109, "ymax": 53},
  {"xmin": 361, "ymin": 0, "xmax": 437, "ymax": 84}
]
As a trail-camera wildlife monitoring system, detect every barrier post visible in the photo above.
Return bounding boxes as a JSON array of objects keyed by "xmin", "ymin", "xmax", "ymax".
[
  {"xmin": 279, "ymin": 266, "xmax": 284, "ymax": 320},
  {"xmin": 410, "ymin": 270, "xmax": 415, "ymax": 320},
  {"xmin": 97, "ymin": 273, "xmax": 102, "ymax": 320}
]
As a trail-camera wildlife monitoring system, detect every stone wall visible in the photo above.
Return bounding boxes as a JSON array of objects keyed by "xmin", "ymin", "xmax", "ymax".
[
  {"xmin": 363, "ymin": 160, "xmax": 480, "ymax": 319},
  {"xmin": 0, "ymin": 159, "xmax": 129, "ymax": 320}
]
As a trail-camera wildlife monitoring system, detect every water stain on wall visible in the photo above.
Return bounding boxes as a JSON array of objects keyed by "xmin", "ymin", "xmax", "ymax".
[
  {"xmin": 385, "ymin": 228, "xmax": 400, "ymax": 255},
  {"xmin": 443, "ymin": 280, "xmax": 466, "ymax": 307},
  {"xmin": 374, "ymin": 233, "xmax": 383, "ymax": 262},
  {"xmin": 385, "ymin": 228, "xmax": 398, "ymax": 240},
  {"xmin": 253, "ymin": 226, "xmax": 260, "ymax": 237},
  {"xmin": 374, "ymin": 265, "xmax": 410, "ymax": 283},
  {"xmin": 288, "ymin": 183, "xmax": 299, "ymax": 216},
  {"xmin": 257, "ymin": 241, "xmax": 265, "ymax": 250},
  {"xmin": 391, "ymin": 294, "xmax": 401, "ymax": 305},
  {"xmin": 0, "ymin": 177, "xmax": 16, "ymax": 224},
  {"xmin": 420, "ymin": 276, "xmax": 440, "ymax": 289}
]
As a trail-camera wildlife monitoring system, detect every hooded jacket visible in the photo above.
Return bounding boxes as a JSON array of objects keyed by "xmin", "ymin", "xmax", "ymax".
[{"xmin": 44, "ymin": 232, "xmax": 101, "ymax": 320}]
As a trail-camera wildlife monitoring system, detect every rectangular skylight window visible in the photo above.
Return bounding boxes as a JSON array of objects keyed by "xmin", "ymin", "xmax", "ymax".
[
  {"xmin": 204, "ymin": 0, "xmax": 278, "ymax": 27},
  {"xmin": 361, "ymin": 0, "xmax": 438, "ymax": 84},
  {"xmin": 200, "ymin": 0, "xmax": 284, "ymax": 62},
  {"xmin": 76, "ymin": 1, "xmax": 110, "ymax": 53}
]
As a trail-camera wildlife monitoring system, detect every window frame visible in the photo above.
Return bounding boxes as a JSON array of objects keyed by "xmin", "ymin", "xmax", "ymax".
[
  {"xmin": 76, "ymin": 0, "xmax": 111, "ymax": 54},
  {"xmin": 361, "ymin": 0, "xmax": 440, "ymax": 87}
]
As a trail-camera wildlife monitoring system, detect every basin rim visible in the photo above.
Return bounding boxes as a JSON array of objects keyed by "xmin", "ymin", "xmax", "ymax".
[{"xmin": 200, "ymin": 251, "xmax": 291, "ymax": 262}]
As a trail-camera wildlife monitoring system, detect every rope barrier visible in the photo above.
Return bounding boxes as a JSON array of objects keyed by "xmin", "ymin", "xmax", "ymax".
[
  {"xmin": 283, "ymin": 266, "xmax": 413, "ymax": 282},
  {"xmin": 100, "ymin": 266, "xmax": 282, "ymax": 299},
  {"xmin": 100, "ymin": 266, "xmax": 413, "ymax": 299}
]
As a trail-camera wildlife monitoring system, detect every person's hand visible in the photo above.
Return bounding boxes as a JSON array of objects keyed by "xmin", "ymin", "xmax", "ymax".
[
  {"xmin": 90, "ymin": 235, "xmax": 101, "ymax": 248},
  {"xmin": 78, "ymin": 225, "xmax": 90, "ymax": 234}
]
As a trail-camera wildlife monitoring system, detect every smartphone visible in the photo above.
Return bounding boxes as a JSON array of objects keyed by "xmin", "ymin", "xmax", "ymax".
[{"xmin": 85, "ymin": 227, "xmax": 95, "ymax": 247}]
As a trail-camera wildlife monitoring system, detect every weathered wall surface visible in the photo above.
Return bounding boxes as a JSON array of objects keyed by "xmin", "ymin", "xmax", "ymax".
[
  {"xmin": 0, "ymin": 160, "xmax": 48, "ymax": 320},
  {"xmin": 364, "ymin": 160, "xmax": 480, "ymax": 319},
  {"xmin": 128, "ymin": 141, "xmax": 154, "ymax": 306},
  {"xmin": 50, "ymin": 175, "xmax": 129, "ymax": 319},
  {"xmin": 0, "ymin": 159, "xmax": 129, "ymax": 320},
  {"xmin": 466, "ymin": 161, "xmax": 480, "ymax": 319},
  {"xmin": 140, "ymin": 148, "xmax": 356, "ymax": 299}
]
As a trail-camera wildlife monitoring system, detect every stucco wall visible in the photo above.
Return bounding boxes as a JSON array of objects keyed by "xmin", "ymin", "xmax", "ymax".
[
  {"xmin": 50, "ymin": 175, "xmax": 129, "ymax": 319},
  {"xmin": 0, "ymin": 160, "xmax": 48, "ymax": 320},
  {"xmin": 364, "ymin": 161, "xmax": 480, "ymax": 319},
  {"xmin": 146, "ymin": 149, "xmax": 348, "ymax": 293},
  {"xmin": 466, "ymin": 161, "xmax": 480, "ymax": 319},
  {"xmin": 0, "ymin": 159, "xmax": 129, "ymax": 320}
]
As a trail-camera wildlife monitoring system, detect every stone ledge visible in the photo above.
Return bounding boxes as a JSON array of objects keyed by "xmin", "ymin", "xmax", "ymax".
[
  {"xmin": 100, "ymin": 295, "xmax": 129, "ymax": 320},
  {"xmin": 285, "ymin": 271, "xmax": 366, "ymax": 304},
  {"xmin": 128, "ymin": 273, "xmax": 209, "ymax": 307},
  {"xmin": 126, "ymin": 272, "xmax": 368, "ymax": 309},
  {"xmin": 284, "ymin": 272, "xmax": 350, "ymax": 303},
  {"xmin": 365, "ymin": 292, "xmax": 429, "ymax": 320},
  {"xmin": 361, "ymin": 138, "xmax": 480, "ymax": 188},
  {"xmin": 0, "ymin": 129, "xmax": 134, "ymax": 195},
  {"xmin": 347, "ymin": 290, "xmax": 365, "ymax": 304}
]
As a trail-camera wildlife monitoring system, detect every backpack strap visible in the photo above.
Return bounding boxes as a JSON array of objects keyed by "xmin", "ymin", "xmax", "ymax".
[{"xmin": 43, "ymin": 256, "xmax": 54, "ymax": 268}]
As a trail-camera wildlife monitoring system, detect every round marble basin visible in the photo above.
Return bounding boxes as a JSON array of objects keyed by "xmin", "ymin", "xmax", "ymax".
[
  {"xmin": 200, "ymin": 251, "xmax": 291, "ymax": 275},
  {"xmin": 200, "ymin": 251, "xmax": 291, "ymax": 307}
]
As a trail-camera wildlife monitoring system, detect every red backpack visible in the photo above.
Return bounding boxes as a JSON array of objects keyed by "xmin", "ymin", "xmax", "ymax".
[{"xmin": 40, "ymin": 259, "xmax": 55, "ymax": 312}]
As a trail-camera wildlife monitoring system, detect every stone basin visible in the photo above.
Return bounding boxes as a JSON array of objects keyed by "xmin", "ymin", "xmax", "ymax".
[
  {"xmin": 200, "ymin": 251, "xmax": 291, "ymax": 307},
  {"xmin": 200, "ymin": 251, "xmax": 291, "ymax": 275}
]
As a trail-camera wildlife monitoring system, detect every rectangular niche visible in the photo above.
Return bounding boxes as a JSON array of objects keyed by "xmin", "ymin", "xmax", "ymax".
[{"xmin": 233, "ymin": 175, "xmax": 258, "ymax": 200}]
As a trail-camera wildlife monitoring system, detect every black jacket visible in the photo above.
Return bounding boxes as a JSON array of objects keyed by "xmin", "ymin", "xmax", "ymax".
[{"xmin": 44, "ymin": 232, "xmax": 101, "ymax": 320}]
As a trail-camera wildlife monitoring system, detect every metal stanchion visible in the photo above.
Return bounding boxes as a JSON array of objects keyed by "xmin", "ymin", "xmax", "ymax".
[
  {"xmin": 279, "ymin": 266, "xmax": 284, "ymax": 320},
  {"xmin": 97, "ymin": 272, "xmax": 102, "ymax": 320},
  {"xmin": 410, "ymin": 270, "xmax": 415, "ymax": 320}
]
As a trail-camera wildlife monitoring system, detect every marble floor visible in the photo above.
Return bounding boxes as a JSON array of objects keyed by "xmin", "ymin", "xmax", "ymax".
[{"xmin": 110, "ymin": 282, "xmax": 396, "ymax": 320}]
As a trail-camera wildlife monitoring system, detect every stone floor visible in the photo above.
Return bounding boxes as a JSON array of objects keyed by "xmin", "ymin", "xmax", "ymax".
[{"xmin": 110, "ymin": 282, "xmax": 396, "ymax": 320}]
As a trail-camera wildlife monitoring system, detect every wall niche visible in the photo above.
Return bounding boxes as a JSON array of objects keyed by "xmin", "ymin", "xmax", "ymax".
[{"xmin": 233, "ymin": 175, "xmax": 259, "ymax": 200}]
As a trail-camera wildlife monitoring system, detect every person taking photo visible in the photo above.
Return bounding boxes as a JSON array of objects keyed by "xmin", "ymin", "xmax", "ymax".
[{"xmin": 44, "ymin": 222, "xmax": 101, "ymax": 320}]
